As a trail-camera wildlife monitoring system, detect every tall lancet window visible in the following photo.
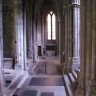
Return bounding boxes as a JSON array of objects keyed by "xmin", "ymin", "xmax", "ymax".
[{"xmin": 47, "ymin": 11, "xmax": 56, "ymax": 40}]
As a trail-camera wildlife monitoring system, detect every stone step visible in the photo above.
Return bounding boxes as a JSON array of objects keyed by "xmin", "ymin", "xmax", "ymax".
[
  {"xmin": 72, "ymin": 71, "xmax": 77, "ymax": 82},
  {"xmin": 11, "ymin": 75, "xmax": 24, "ymax": 96},
  {"xmin": 68, "ymin": 73, "xmax": 77, "ymax": 90},
  {"xmin": 12, "ymin": 74, "xmax": 28, "ymax": 96},
  {"xmin": 63, "ymin": 74, "xmax": 74, "ymax": 96},
  {"xmin": 4, "ymin": 71, "xmax": 28, "ymax": 96}
]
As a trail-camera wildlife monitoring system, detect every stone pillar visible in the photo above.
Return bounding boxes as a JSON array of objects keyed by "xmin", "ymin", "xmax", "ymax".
[
  {"xmin": 91, "ymin": 0, "xmax": 96, "ymax": 82},
  {"xmin": 0, "ymin": 0, "xmax": 6, "ymax": 95},
  {"xmin": 67, "ymin": 6, "xmax": 73, "ymax": 72},
  {"xmin": 23, "ymin": 0, "xmax": 27, "ymax": 70},
  {"xmin": 87, "ymin": 0, "xmax": 96, "ymax": 96},
  {"xmin": 75, "ymin": 0, "xmax": 86, "ymax": 95},
  {"xmin": 10, "ymin": 1, "xmax": 18, "ymax": 68},
  {"xmin": 14, "ymin": 0, "xmax": 26, "ymax": 70},
  {"xmin": 56, "ymin": 19, "xmax": 60, "ymax": 56},
  {"xmin": 63, "ymin": 3, "xmax": 73, "ymax": 73},
  {"xmin": 62, "ymin": 5, "xmax": 68, "ymax": 73},
  {"xmin": 85, "ymin": 0, "xmax": 92, "ymax": 95},
  {"xmin": 35, "ymin": 19, "xmax": 38, "ymax": 59},
  {"xmin": 60, "ymin": 12, "xmax": 65, "ymax": 65},
  {"xmin": 72, "ymin": 0, "xmax": 80, "ymax": 69},
  {"xmin": 40, "ymin": 16, "xmax": 43, "ymax": 56},
  {"xmin": 32, "ymin": 18, "xmax": 36, "ymax": 63},
  {"xmin": 26, "ymin": 5, "xmax": 30, "ymax": 58},
  {"xmin": 26, "ymin": 2, "xmax": 33, "ymax": 59},
  {"xmin": 41, "ymin": 15, "xmax": 44, "ymax": 56},
  {"xmin": 61, "ymin": 0, "xmax": 79, "ymax": 73},
  {"xmin": 30, "ymin": 16, "xmax": 33, "ymax": 59},
  {"xmin": 76, "ymin": 0, "xmax": 96, "ymax": 96},
  {"xmin": 3, "ymin": 0, "xmax": 15, "ymax": 58},
  {"xmin": 18, "ymin": 0, "xmax": 24, "ymax": 70}
]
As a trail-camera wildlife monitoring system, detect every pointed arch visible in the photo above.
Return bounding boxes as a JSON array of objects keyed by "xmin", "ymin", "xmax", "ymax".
[{"xmin": 47, "ymin": 11, "xmax": 56, "ymax": 40}]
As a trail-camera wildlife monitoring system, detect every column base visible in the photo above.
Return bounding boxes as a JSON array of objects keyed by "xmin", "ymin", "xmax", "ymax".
[
  {"xmin": 15, "ymin": 64, "xmax": 22, "ymax": 70},
  {"xmin": 72, "ymin": 57, "xmax": 80, "ymax": 70},
  {"xmin": 86, "ymin": 80, "xmax": 96, "ymax": 96}
]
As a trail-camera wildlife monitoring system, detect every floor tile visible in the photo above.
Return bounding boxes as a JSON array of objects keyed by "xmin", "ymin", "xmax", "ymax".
[
  {"xmin": 29, "ymin": 77, "xmax": 64, "ymax": 86},
  {"xmin": 41, "ymin": 92, "xmax": 54, "ymax": 96},
  {"xmin": 21, "ymin": 90, "xmax": 37, "ymax": 96}
]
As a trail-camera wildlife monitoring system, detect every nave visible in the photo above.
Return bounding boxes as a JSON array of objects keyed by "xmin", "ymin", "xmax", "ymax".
[
  {"xmin": 0, "ymin": 0, "xmax": 96, "ymax": 95},
  {"xmin": 4, "ymin": 57, "xmax": 79, "ymax": 96}
]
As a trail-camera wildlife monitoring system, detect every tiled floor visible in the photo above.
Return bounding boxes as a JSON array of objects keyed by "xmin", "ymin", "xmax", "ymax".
[
  {"xmin": 34, "ymin": 63, "xmax": 61, "ymax": 75},
  {"xmin": 3, "ymin": 56, "xmax": 77, "ymax": 96},
  {"xmin": 41, "ymin": 92, "xmax": 54, "ymax": 96},
  {"xmin": 29, "ymin": 77, "xmax": 64, "ymax": 86},
  {"xmin": 21, "ymin": 90, "xmax": 37, "ymax": 96},
  {"xmin": 19, "ymin": 76, "xmax": 66, "ymax": 96},
  {"xmin": 3, "ymin": 69, "xmax": 27, "ymax": 96},
  {"xmin": 17, "ymin": 56, "xmax": 67, "ymax": 96}
]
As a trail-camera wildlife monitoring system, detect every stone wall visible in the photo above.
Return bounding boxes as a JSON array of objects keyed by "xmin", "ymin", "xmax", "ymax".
[{"xmin": 3, "ymin": 0, "xmax": 14, "ymax": 57}]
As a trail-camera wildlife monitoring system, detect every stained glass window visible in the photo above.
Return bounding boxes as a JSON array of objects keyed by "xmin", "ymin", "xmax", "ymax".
[{"xmin": 47, "ymin": 11, "xmax": 56, "ymax": 40}]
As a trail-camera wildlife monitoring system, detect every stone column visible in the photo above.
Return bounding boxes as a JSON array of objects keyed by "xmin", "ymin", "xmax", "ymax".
[
  {"xmin": 60, "ymin": 12, "xmax": 65, "ymax": 65},
  {"xmin": 30, "ymin": 14, "xmax": 33, "ymax": 59},
  {"xmin": 91, "ymin": 0, "xmax": 96, "ymax": 82},
  {"xmin": 67, "ymin": 7, "xmax": 70, "ymax": 71},
  {"xmin": 72, "ymin": 0, "xmax": 80, "ymax": 69},
  {"xmin": 23, "ymin": 0, "xmax": 27, "ymax": 70},
  {"xmin": 0, "ymin": 0, "xmax": 6, "ymax": 95},
  {"xmin": 34, "ymin": 18, "xmax": 38, "ymax": 61},
  {"xmin": 67, "ymin": 6, "xmax": 73, "ymax": 72},
  {"xmin": 30, "ymin": 12, "xmax": 33, "ymax": 60},
  {"xmin": 32, "ymin": 18, "xmax": 36, "ymax": 63},
  {"xmin": 26, "ymin": 2, "xmax": 33, "ymax": 59},
  {"xmin": 75, "ymin": 0, "xmax": 86, "ymax": 95},
  {"xmin": 56, "ymin": 19, "xmax": 60, "ymax": 56},
  {"xmin": 41, "ymin": 15, "xmax": 44, "ymax": 56},
  {"xmin": 76, "ymin": 0, "xmax": 88, "ymax": 95},
  {"xmin": 87, "ymin": 0, "xmax": 96, "ymax": 96},
  {"xmin": 63, "ymin": 4, "xmax": 73, "ymax": 73},
  {"xmin": 14, "ymin": 0, "xmax": 26, "ymax": 70},
  {"xmin": 41, "ymin": 15, "xmax": 43, "ymax": 56},
  {"xmin": 37, "ymin": 16, "xmax": 42, "ymax": 57},
  {"xmin": 62, "ymin": 1, "xmax": 79, "ymax": 73},
  {"xmin": 26, "ymin": 5, "xmax": 30, "ymax": 58},
  {"xmin": 60, "ymin": 5, "xmax": 68, "ymax": 73},
  {"xmin": 85, "ymin": 0, "xmax": 92, "ymax": 95},
  {"xmin": 18, "ymin": 0, "xmax": 24, "ymax": 70}
]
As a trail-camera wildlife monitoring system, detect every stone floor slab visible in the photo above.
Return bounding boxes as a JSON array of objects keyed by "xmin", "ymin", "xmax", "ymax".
[
  {"xmin": 21, "ymin": 90, "xmax": 37, "ymax": 96},
  {"xmin": 29, "ymin": 77, "xmax": 64, "ymax": 86},
  {"xmin": 41, "ymin": 92, "xmax": 54, "ymax": 96}
]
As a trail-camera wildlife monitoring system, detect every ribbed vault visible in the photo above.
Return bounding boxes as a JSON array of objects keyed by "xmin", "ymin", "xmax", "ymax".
[{"xmin": 30, "ymin": 0, "xmax": 62, "ymax": 19}]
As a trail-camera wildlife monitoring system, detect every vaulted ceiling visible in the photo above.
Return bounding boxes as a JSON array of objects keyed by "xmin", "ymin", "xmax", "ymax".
[{"xmin": 29, "ymin": 0, "xmax": 63, "ymax": 19}]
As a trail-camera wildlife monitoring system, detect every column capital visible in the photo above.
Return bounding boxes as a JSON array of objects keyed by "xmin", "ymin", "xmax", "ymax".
[
  {"xmin": 72, "ymin": 3, "xmax": 80, "ymax": 8},
  {"xmin": 63, "ymin": 4, "xmax": 73, "ymax": 9},
  {"xmin": 63, "ymin": 3, "xmax": 80, "ymax": 9}
]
